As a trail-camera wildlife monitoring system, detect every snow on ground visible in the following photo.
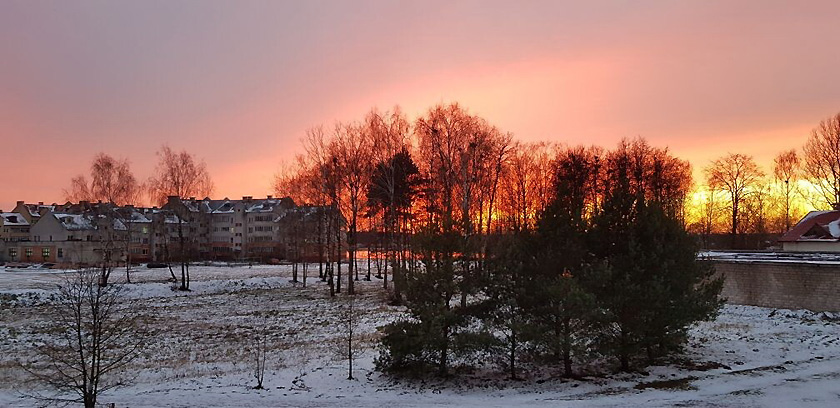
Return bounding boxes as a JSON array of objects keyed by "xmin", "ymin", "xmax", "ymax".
[{"xmin": 1, "ymin": 264, "xmax": 839, "ymax": 407}]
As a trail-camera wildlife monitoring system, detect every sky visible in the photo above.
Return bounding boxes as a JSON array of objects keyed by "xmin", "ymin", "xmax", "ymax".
[{"xmin": 2, "ymin": 0, "xmax": 840, "ymax": 210}]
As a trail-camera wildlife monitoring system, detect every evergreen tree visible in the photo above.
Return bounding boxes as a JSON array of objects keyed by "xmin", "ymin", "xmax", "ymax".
[
  {"xmin": 377, "ymin": 226, "xmax": 477, "ymax": 375},
  {"xmin": 483, "ymin": 233, "xmax": 534, "ymax": 380},
  {"xmin": 588, "ymin": 184, "xmax": 723, "ymax": 371},
  {"xmin": 525, "ymin": 147, "xmax": 601, "ymax": 378}
]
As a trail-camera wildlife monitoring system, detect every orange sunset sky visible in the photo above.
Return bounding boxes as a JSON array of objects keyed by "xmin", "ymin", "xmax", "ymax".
[{"xmin": 2, "ymin": 1, "xmax": 840, "ymax": 210}]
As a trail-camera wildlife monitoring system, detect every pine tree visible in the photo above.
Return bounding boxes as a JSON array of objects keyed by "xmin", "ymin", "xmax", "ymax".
[
  {"xmin": 483, "ymin": 233, "xmax": 534, "ymax": 380},
  {"xmin": 587, "ymin": 187, "xmax": 723, "ymax": 371},
  {"xmin": 525, "ymin": 147, "xmax": 601, "ymax": 377},
  {"xmin": 377, "ymin": 226, "xmax": 473, "ymax": 375}
]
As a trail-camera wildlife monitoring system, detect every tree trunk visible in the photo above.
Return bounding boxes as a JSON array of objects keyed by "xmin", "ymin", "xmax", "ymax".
[
  {"xmin": 336, "ymin": 215, "xmax": 342, "ymax": 294},
  {"xmin": 509, "ymin": 330, "xmax": 517, "ymax": 380},
  {"xmin": 562, "ymin": 318, "xmax": 573, "ymax": 378}
]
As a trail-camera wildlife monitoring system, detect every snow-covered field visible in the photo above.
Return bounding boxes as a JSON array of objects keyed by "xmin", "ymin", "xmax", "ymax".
[{"xmin": 1, "ymin": 264, "xmax": 839, "ymax": 407}]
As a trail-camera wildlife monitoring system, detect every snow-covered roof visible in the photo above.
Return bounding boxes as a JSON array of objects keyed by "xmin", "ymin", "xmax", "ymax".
[
  {"xmin": 273, "ymin": 206, "xmax": 323, "ymax": 223},
  {"xmin": 22, "ymin": 204, "xmax": 55, "ymax": 217},
  {"xmin": 163, "ymin": 214, "xmax": 183, "ymax": 224},
  {"xmin": 119, "ymin": 208, "xmax": 153, "ymax": 223},
  {"xmin": 779, "ymin": 210, "xmax": 840, "ymax": 243},
  {"xmin": 1, "ymin": 212, "xmax": 29, "ymax": 226},
  {"xmin": 211, "ymin": 200, "xmax": 235, "ymax": 214},
  {"xmin": 54, "ymin": 213, "xmax": 96, "ymax": 231}
]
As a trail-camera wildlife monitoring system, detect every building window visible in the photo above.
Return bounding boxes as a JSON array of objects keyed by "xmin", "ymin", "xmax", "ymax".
[
  {"xmin": 57, "ymin": 248, "xmax": 63, "ymax": 258},
  {"xmin": 25, "ymin": 248, "xmax": 32, "ymax": 258},
  {"xmin": 42, "ymin": 248, "xmax": 50, "ymax": 258},
  {"xmin": 8, "ymin": 248, "xmax": 17, "ymax": 258}
]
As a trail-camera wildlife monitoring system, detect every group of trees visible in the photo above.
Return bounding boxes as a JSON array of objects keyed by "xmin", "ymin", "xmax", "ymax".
[
  {"xmin": 275, "ymin": 104, "xmax": 563, "ymax": 301},
  {"xmin": 36, "ymin": 105, "xmax": 840, "ymax": 402},
  {"xmin": 65, "ymin": 145, "xmax": 214, "ymax": 209},
  {"xmin": 693, "ymin": 113, "xmax": 840, "ymax": 244},
  {"xmin": 63, "ymin": 145, "xmax": 213, "ymax": 290},
  {"xmin": 376, "ymin": 138, "xmax": 722, "ymax": 377}
]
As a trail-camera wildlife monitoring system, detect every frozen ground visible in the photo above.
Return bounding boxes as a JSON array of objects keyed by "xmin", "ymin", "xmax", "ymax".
[{"xmin": 1, "ymin": 264, "xmax": 839, "ymax": 407}]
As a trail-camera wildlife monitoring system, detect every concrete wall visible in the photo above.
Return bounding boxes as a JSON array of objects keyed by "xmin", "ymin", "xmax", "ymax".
[
  {"xmin": 715, "ymin": 261, "xmax": 840, "ymax": 312},
  {"xmin": 781, "ymin": 241, "xmax": 840, "ymax": 253}
]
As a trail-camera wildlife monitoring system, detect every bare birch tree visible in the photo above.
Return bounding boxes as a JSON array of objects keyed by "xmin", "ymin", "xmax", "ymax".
[
  {"xmin": 64, "ymin": 153, "xmax": 142, "ymax": 205},
  {"xmin": 333, "ymin": 122, "xmax": 374, "ymax": 295},
  {"xmin": 147, "ymin": 145, "xmax": 214, "ymax": 290}
]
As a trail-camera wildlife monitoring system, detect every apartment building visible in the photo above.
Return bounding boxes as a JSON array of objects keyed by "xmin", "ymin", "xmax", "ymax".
[
  {"xmin": 0, "ymin": 195, "xmax": 339, "ymax": 265},
  {"xmin": 0, "ymin": 212, "xmax": 30, "ymax": 242}
]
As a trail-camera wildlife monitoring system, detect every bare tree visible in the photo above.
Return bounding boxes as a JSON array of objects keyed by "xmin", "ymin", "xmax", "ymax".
[
  {"xmin": 773, "ymin": 149, "xmax": 801, "ymax": 231},
  {"xmin": 366, "ymin": 108, "xmax": 414, "ymax": 299},
  {"xmin": 415, "ymin": 103, "xmax": 513, "ymax": 307},
  {"xmin": 147, "ymin": 145, "xmax": 214, "ymax": 206},
  {"xmin": 333, "ymin": 122, "xmax": 373, "ymax": 295},
  {"xmin": 64, "ymin": 153, "xmax": 142, "ymax": 205},
  {"xmin": 802, "ymin": 113, "xmax": 840, "ymax": 209},
  {"xmin": 148, "ymin": 145, "xmax": 214, "ymax": 290},
  {"xmin": 96, "ymin": 209, "xmax": 125, "ymax": 287},
  {"xmin": 705, "ymin": 153, "xmax": 765, "ymax": 243},
  {"xmin": 22, "ymin": 269, "xmax": 145, "ymax": 408},
  {"xmin": 699, "ymin": 187, "xmax": 724, "ymax": 247},
  {"xmin": 298, "ymin": 126, "xmax": 339, "ymax": 296},
  {"xmin": 336, "ymin": 296, "xmax": 363, "ymax": 380},
  {"xmin": 252, "ymin": 315, "xmax": 269, "ymax": 389}
]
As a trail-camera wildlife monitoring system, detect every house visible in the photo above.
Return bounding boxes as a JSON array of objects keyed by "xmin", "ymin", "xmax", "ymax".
[
  {"xmin": 778, "ymin": 210, "xmax": 840, "ymax": 252},
  {"xmin": 0, "ymin": 212, "xmax": 30, "ymax": 242},
  {"xmin": 9, "ymin": 208, "xmax": 127, "ymax": 265}
]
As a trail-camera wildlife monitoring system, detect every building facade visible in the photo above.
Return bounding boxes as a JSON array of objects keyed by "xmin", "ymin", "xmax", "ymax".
[{"xmin": 0, "ymin": 196, "xmax": 339, "ymax": 266}]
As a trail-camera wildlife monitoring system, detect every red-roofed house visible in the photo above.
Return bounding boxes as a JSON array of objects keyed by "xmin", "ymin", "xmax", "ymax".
[{"xmin": 778, "ymin": 210, "xmax": 840, "ymax": 252}]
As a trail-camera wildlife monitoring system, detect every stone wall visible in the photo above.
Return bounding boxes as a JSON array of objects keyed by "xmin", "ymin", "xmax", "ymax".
[{"xmin": 714, "ymin": 261, "xmax": 840, "ymax": 312}]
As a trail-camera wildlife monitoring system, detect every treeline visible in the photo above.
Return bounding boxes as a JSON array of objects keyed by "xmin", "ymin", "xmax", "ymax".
[
  {"xmin": 275, "ymin": 103, "xmax": 698, "ymax": 298},
  {"xmin": 275, "ymin": 103, "xmax": 722, "ymax": 376},
  {"xmin": 376, "ymin": 140, "xmax": 722, "ymax": 377},
  {"xmin": 691, "ymin": 113, "xmax": 840, "ymax": 240}
]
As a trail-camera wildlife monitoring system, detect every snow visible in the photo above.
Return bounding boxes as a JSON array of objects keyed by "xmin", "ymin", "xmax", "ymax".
[
  {"xmin": 700, "ymin": 250, "xmax": 840, "ymax": 264},
  {"xmin": 800, "ymin": 210, "xmax": 834, "ymax": 224},
  {"xmin": 54, "ymin": 213, "xmax": 96, "ymax": 231},
  {"xmin": 1, "ymin": 264, "xmax": 839, "ymax": 407},
  {"xmin": 0, "ymin": 213, "xmax": 28, "ymax": 226},
  {"xmin": 829, "ymin": 219, "xmax": 840, "ymax": 238}
]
